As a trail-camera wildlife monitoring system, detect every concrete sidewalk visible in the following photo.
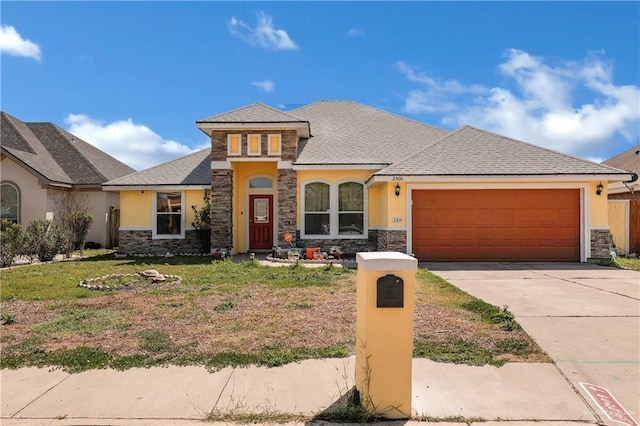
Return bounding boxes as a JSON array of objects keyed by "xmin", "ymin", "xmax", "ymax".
[{"xmin": 1, "ymin": 357, "xmax": 597, "ymax": 425}]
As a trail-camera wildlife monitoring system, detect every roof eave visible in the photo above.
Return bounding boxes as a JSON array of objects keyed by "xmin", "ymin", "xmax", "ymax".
[
  {"xmin": 368, "ymin": 173, "xmax": 634, "ymax": 184},
  {"xmin": 196, "ymin": 121, "xmax": 310, "ymax": 138},
  {"xmin": 102, "ymin": 184, "xmax": 210, "ymax": 191}
]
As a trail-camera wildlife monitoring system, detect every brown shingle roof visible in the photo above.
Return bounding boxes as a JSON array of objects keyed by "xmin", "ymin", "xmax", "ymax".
[
  {"xmin": 1, "ymin": 112, "xmax": 135, "ymax": 186},
  {"xmin": 377, "ymin": 125, "xmax": 629, "ymax": 176},
  {"xmin": 103, "ymin": 148, "xmax": 210, "ymax": 187},
  {"xmin": 603, "ymin": 145, "xmax": 640, "ymax": 174},
  {"xmin": 198, "ymin": 102, "xmax": 305, "ymax": 123},
  {"xmin": 289, "ymin": 100, "xmax": 450, "ymax": 165}
]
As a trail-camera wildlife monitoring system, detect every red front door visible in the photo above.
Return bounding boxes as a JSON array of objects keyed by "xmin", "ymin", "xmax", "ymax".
[{"xmin": 249, "ymin": 195, "xmax": 273, "ymax": 250}]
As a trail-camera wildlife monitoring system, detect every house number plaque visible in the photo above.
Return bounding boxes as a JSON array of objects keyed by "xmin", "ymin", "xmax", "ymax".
[{"xmin": 376, "ymin": 274, "xmax": 404, "ymax": 308}]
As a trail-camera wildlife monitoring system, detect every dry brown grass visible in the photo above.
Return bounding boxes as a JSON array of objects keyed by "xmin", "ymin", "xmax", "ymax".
[{"xmin": 1, "ymin": 265, "xmax": 549, "ymax": 367}]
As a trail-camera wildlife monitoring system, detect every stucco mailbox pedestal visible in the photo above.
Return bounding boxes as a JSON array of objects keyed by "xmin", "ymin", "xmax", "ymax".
[{"xmin": 355, "ymin": 251, "xmax": 417, "ymax": 419}]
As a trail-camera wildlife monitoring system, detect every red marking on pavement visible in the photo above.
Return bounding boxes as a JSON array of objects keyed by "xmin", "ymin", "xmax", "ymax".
[{"xmin": 580, "ymin": 382, "xmax": 638, "ymax": 426}]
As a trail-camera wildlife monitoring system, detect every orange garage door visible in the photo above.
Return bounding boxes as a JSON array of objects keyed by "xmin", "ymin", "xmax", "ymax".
[{"xmin": 412, "ymin": 189, "xmax": 580, "ymax": 261}]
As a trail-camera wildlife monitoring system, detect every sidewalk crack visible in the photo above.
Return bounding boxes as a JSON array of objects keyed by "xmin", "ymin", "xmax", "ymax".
[
  {"xmin": 11, "ymin": 371, "xmax": 71, "ymax": 418},
  {"xmin": 210, "ymin": 367, "xmax": 235, "ymax": 413}
]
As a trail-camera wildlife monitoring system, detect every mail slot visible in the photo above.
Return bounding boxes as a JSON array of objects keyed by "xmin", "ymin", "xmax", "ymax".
[{"xmin": 376, "ymin": 274, "xmax": 404, "ymax": 308}]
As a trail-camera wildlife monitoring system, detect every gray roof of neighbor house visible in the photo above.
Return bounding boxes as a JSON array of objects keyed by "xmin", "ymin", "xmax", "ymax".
[
  {"xmin": 103, "ymin": 148, "xmax": 211, "ymax": 187},
  {"xmin": 602, "ymin": 145, "xmax": 640, "ymax": 174},
  {"xmin": 1, "ymin": 112, "xmax": 135, "ymax": 186},
  {"xmin": 198, "ymin": 102, "xmax": 306, "ymax": 123},
  {"xmin": 289, "ymin": 100, "xmax": 450, "ymax": 165},
  {"xmin": 377, "ymin": 125, "xmax": 629, "ymax": 176}
]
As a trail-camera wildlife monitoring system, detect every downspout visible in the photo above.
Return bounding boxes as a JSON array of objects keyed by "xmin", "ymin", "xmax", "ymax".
[
  {"xmin": 623, "ymin": 172, "xmax": 638, "ymax": 193},
  {"xmin": 626, "ymin": 149, "xmax": 640, "ymax": 193}
]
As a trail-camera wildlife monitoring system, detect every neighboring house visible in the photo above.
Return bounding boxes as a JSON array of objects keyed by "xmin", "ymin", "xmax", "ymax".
[
  {"xmin": 603, "ymin": 146, "xmax": 640, "ymax": 255},
  {"xmin": 0, "ymin": 112, "xmax": 136, "ymax": 247},
  {"xmin": 103, "ymin": 101, "xmax": 632, "ymax": 262}
]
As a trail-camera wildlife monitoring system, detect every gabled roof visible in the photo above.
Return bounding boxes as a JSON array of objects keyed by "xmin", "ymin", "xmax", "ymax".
[
  {"xmin": 289, "ymin": 100, "xmax": 450, "ymax": 165},
  {"xmin": 377, "ymin": 125, "xmax": 629, "ymax": 177},
  {"xmin": 1, "ymin": 112, "xmax": 135, "ymax": 186},
  {"xmin": 603, "ymin": 145, "xmax": 640, "ymax": 174},
  {"xmin": 198, "ymin": 102, "xmax": 305, "ymax": 123},
  {"xmin": 196, "ymin": 102, "xmax": 310, "ymax": 138},
  {"xmin": 103, "ymin": 148, "xmax": 210, "ymax": 188}
]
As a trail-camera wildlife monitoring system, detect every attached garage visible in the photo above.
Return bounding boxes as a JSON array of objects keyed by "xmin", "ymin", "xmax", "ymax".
[{"xmin": 411, "ymin": 189, "xmax": 580, "ymax": 262}]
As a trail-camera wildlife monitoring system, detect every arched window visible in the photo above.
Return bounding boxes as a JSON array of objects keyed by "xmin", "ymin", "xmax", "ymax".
[
  {"xmin": 302, "ymin": 180, "xmax": 365, "ymax": 238},
  {"xmin": 0, "ymin": 182, "xmax": 20, "ymax": 223},
  {"xmin": 249, "ymin": 177, "xmax": 273, "ymax": 189}
]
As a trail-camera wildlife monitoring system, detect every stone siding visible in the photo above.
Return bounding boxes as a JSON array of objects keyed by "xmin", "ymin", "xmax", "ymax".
[
  {"xmin": 211, "ymin": 169, "xmax": 233, "ymax": 250},
  {"xmin": 295, "ymin": 233, "xmax": 377, "ymax": 257},
  {"xmin": 373, "ymin": 229, "xmax": 408, "ymax": 253},
  {"xmin": 211, "ymin": 130, "xmax": 298, "ymax": 160},
  {"xmin": 281, "ymin": 130, "xmax": 298, "ymax": 161},
  {"xmin": 590, "ymin": 228, "xmax": 613, "ymax": 259},
  {"xmin": 118, "ymin": 230, "xmax": 204, "ymax": 255},
  {"xmin": 277, "ymin": 168, "xmax": 297, "ymax": 247}
]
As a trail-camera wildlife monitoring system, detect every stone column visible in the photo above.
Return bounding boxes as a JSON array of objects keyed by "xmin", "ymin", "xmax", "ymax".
[
  {"xmin": 211, "ymin": 169, "xmax": 233, "ymax": 252},
  {"xmin": 277, "ymin": 168, "xmax": 297, "ymax": 247}
]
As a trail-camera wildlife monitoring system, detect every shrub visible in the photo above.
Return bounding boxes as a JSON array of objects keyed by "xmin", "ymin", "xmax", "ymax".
[
  {"xmin": 68, "ymin": 211, "xmax": 93, "ymax": 252},
  {"xmin": 0, "ymin": 220, "xmax": 23, "ymax": 267},
  {"xmin": 191, "ymin": 189, "xmax": 211, "ymax": 252},
  {"xmin": 23, "ymin": 220, "xmax": 70, "ymax": 262}
]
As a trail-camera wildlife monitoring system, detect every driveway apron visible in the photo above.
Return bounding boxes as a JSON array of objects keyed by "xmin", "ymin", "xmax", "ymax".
[{"xmin": 424, "ymin": 262, "xmax": 640, "ymax": 426}]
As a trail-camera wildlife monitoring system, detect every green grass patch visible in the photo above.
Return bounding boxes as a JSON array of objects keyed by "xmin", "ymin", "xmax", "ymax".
[
  {"xmin": 414, "ymin": 336, "xmax": 501, "ymax": 366},
  {"xmin": 0, "ymin": 338, "xmax": 351, "ymax": 373},
  {"xmin": 460, "ymin": 300, "xmax": 521, "ymax": 331},
  {"xmin": 33, "ymin": 309, "xmax": 128, "ymax": 337},
  {"xmin": 616, "ymin": 257, "xmax": 640, "ymax": 271},
  {"xmin": 0, "ymin": 256, "xmax": 352, "ymax": 301},
  {"xmin": 416, "ymin": 268, "xmax": 476, "ymax": 307},
  {"xmin": 139, "ymin": 330, "xmax": 174, "ymax": 353}
]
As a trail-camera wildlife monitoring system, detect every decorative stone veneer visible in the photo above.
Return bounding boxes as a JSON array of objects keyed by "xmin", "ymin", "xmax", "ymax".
[
  {"xmin": 210, "ymin": 130, "xmax": 298, "ymax": 160},
  {"xmin": 211, "ymin": 169, "xmax": 233, "ymax": 250},
  {"xmin": 590, "ymin": 228, "xmax": 613, "ymax": 259},
  {"xmin": 277, "ymin": 169, "xmax": 297, "ymax": 247},
  {"xmin": 296, "ymin": 233, "xmax": 378, "ymax": 256},
  {"xmin": 118, "ymin": 230, "xmax": 206, "ymax": 255},
  {"xmin": 373, "ymin": 229, "xmax": 408, "ymax": 253}
]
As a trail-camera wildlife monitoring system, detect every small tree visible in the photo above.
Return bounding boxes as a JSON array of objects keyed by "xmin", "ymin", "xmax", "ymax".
[
  {"xmin": 191, "ymin": 189, "xmax": 211, "ymax": 252},
  {"xmin": 68, "ymin": 211, "xmax": 93, "ymax": 254},
  {"xmin": 0, "ymin": 220, "xmax": 24, "ymax": 267},
  {"xmin": 49, "ymin": 191, "xmax": 92, "ymax": 256}
]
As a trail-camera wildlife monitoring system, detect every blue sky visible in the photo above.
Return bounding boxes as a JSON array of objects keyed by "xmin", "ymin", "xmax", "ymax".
[{"xmin": 2, "ymin": 1, "xmax": 639, "ymax": 170}]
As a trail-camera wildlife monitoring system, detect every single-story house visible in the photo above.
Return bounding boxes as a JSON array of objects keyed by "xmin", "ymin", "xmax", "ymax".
[
  {"xmin": 103, "ymin": 100, "xmax": 633, "ymax": 262},
  {"xmin": 0, "ymin": 112, "xmax": 136, "ymax": 247},
  {"xmin": 603, "ymin": 146, "xmax": 640, "ymax": 255}
]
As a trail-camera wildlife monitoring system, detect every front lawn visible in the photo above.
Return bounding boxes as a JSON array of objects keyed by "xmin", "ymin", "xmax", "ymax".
[
  {"xmin": 0, "ymin": 254, "xmax": 549, "ymax": 372},
  {"xmin": 616, "ymin": 256, "xmax": 640, "ymax": 271}
]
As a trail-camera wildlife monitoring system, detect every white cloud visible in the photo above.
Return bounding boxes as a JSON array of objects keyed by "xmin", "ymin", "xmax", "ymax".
[
  {"xmin": 251, "ymin": 80, "xmax": 275, "ymax": 93},
  {"xmin": 0, "ymin": 25, "xmax": 41, "ymax": 61},
  {"xmin": 398, "ymin": 50, "xmax": 640, "ymax": 158},
  {"xmin": 228, "ymin": 12, "xmax": 298, "ymax": 51},
  {"xmin": 346, "ymin": 28, "xmax": 365, "ymax": 37},
  {"xmin": 396, "ymin": 61, "xmax": 488, "ymax": 113},
  {"xmin": 65, "ymin": 114, "xmax": 195, "ymax": 171}
]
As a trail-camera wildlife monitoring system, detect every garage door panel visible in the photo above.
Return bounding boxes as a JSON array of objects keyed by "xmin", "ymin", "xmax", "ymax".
[{"xmin": 412, "ymin": 189, "xmax": 580, "ymax": 261}]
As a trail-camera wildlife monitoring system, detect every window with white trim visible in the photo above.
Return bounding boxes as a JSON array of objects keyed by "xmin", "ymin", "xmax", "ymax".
[
  {"xmin": 0, "ymin": 182, "xmax": 19, "ymax": 223},
  {"xmin": 154, "ymin": 191, "xmax": 184, "ymax": 238},
  {"xmin": 247, "ymin": 134, "xmax": 261, "ymax": 156},
  {"xmin": 267, "ymin": 134, "xmax": 281, "ymax": 156},
  {"xmin": 302, "ymin": 180, "xmax": 365, "ymax": 238},
  {"xmin": 227, "ymin": 134, "xmax": 241, "ymax": 156}
]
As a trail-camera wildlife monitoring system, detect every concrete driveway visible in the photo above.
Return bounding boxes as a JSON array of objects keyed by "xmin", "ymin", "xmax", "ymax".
[{"xmin": 424, "ymin": 262, "xmax": 640, "ymax": 426}]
